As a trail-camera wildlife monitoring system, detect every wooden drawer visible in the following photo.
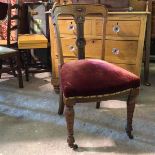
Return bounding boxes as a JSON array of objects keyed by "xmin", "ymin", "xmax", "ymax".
[
  {"xmin": 96, "ymin": 20, "xmax": 140, "ymax": 37},
  {"xmin": 105, "ymin": 40, "xmax": 138, "ymax": 64},
  {"xmin": 152, "ymin": 17, "xmax": 155, "ymax": 37},
  {"xmin": 152, "ymin": 2, "xmax": 155, "ymax": 16},
  {"xmin": 54, "ymin": 38, "xmax": 103, "ymax": 59},
  {"xmin": 58, "ymin": 19, "xmax": 92, "ymax": 36},
  {"xmin": 55, "ymin": 57, "xmax": 77, "ymax": 77},
  {"xmin": 114, "ymin": 63, "xmax": 137, "ymax": 75}
]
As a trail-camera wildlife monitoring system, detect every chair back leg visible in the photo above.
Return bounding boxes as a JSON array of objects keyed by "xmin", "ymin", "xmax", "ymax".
[
  {"xmin": 126, "ymin": 89, "xmax": 139, "ymax": 139},
  {"xmin": 16, "ymin": 52, "xmax": 23, "ymax": 88},
  {"xmin": 0, "ymin": 59, "xmax": 2, "ymax": 78},
  {"xmin": 9, "ymin": 58, "xmax": 17, "ymax": 77},
  {"xmin": 96, "ymin": 101, "xmax": 101, "ymax": 109}
]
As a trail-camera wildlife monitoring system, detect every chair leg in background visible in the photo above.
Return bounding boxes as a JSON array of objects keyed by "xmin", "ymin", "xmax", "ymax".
[
  {"xmin": 24, "ymin": 52, "xmax": 30, "ymax": 82},
  {"xmin": 16, "ymin": 52, "xmax": 23, "ymax": 88},
  {"xmin": 0, "ymin": 59, "xmax": 2, "ymax": 78},
  {"xmin": 126, "ymin": 89, "xmax": 138, "ymax": 139},
  {"xmin": 25, "ymin": 64, "xmax": 29, "ymax": 81},
  {"xmin": 9, "ymin": 58, "xmax": 17, "ymax": 77},
  {"xmin": 65, "ymin": 104, "xmax": 78, "ymax": 150},
  {"xmin": 58, "ymin": 90, "xmax": 64, "ymax": 115},
  {"xmin": 96, "ymin": 101, "xmax": 100, "ymax": 109}
]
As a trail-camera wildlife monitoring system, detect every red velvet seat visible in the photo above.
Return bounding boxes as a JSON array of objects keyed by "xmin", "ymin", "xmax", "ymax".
[{"xmin": 61, "ymin": 59, "xmax": 140, "ymax": 98}]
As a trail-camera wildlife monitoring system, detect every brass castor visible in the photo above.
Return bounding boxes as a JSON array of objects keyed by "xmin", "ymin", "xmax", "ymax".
[
  {"xmin": 69, "ymin": 143, "xmax": 78, "ymax": 150},
  {"xmin": 144, "ymin": 82, "xmax": 151, "ymax": 86},
  {"xmin": 125, "ymin": 127, "xmax": 134, "ymax": 139}
]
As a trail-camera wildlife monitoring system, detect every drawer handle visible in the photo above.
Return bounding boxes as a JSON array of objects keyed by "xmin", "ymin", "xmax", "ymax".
[
  {"xmin": 113, "ymin": 23, "xmax": 120, "ymax": 33},
  {"xmin": 112, "ymin": 48, "xmax": 120, "ymax": 55},
  {"xmin": 68, "ymin": 45, "xmax": 77, "ymax": 52},
  {"xmin": 68, "ymin": 24, "xmax": 76, "ymax": 31},
  {"xmin": 63, "ymin": 0, "xmax": 68, "ymax": 5}
]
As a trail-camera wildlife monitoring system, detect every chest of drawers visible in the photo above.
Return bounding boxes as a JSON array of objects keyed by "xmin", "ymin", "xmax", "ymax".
[{"xmin": 49, "ymin": 12, "xmax": 148, "ymax": 91}]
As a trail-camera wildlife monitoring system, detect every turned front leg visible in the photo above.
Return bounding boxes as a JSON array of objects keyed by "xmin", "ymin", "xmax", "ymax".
[{"xmin": 65, "ymin": 104, "xmax": 78, "ymax": 150}]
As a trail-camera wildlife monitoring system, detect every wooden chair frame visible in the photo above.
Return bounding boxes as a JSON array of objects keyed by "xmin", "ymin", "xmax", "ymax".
[
  {"xmin": 0, "ymin": 46, "xmax": 23, "ymax": 88},
  {"xmin": 0, "ymin": 1, "xmax": 23, "ymax": 88},
  {"xmin": 7, "ymin": 1, "xmax": 21, "ymax": 48},
  {"xmin": 17, "ymin": 1, "xmax": 49, "ymax": 81},
  {"xmin": 51, "ymin": 3, "xmax": 139, "ymax": 150},
  {"xmin": 6, "ymin": 1, "xmax": 49, "ymax": 82}
]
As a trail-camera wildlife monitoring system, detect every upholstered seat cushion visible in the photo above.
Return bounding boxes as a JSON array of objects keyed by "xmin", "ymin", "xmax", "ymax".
[
  {"xmin": 61, "ymin": 59, "xmax": 140, "ymax": 98},
  {"xmin": 0, "ymin": 46, "xmax": 17, "ymax": 55}
]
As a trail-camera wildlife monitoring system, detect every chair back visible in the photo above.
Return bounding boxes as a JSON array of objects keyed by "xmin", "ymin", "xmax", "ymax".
[
  {"xmin": 51, "ymin": 4, "xmax": 107, "ymax": 66},
  {"xmin": 0, "ymin": 2, "xmax": 8, "ymax": 20},
  {"xmin": 7, "ymin": 0, "xmax": 22, "ymax": 47}
]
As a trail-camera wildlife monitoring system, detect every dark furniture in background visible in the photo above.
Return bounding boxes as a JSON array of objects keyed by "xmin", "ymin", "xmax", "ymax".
[
  {"xmin": 0, "ymin": 1, "xmax": 49, "ymax": 82},
  {"xmin": 0, "ymin": 46, "xmax": 23, "ymax": 88},
  {"xmin": 150, "ymin": 0, "xmax": 155, "ymax": 60},
  {"xmin": 72, "ymin": 0, "xmax": 130, "ymax": 11},
  {"xmin": 60, "ymin": 0, "xmax": 130, "ymax": 11},
  {"xmin": 22, "ymin": 1, "xmax": 52, "ymax": 70},
  {"xmin": 0, "ymin": 2, "xmax": 8, "ymax": 20},
  {"xmin": 17, "ymin": 1, "xmax": 49, "ymax": 81},
  {"xmin": 0, "ymin": 2, "xmax": 23, "ymax": 88},
  {"xmin": 0, "ymin": 0, "xmax": 52, "ymax": 77}
]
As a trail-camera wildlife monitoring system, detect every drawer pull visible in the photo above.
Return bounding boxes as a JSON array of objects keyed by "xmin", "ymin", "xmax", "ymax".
[
  {"xmin": 113, "ymin": 23, "xmax": 120, "ymax": 33},
  {"xmin": 68, "ymin": 45, "xmax": 77, "ymax": 52},
  {"xmin": 63, "ymin": 0, "xmax": 68, "ymax": 5},
  {"xmin": 112, "ymin": 48, "xmax": 120, "ymax": 55},
  {"xmin": 68, "ymin": 24, "xmax": 76, "ymax": 31}
]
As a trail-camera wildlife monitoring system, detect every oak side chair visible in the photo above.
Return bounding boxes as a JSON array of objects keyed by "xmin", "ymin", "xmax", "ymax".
[{"xmin": 51, "ymin": 3, "xmax": 140, "ymax": 150}]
